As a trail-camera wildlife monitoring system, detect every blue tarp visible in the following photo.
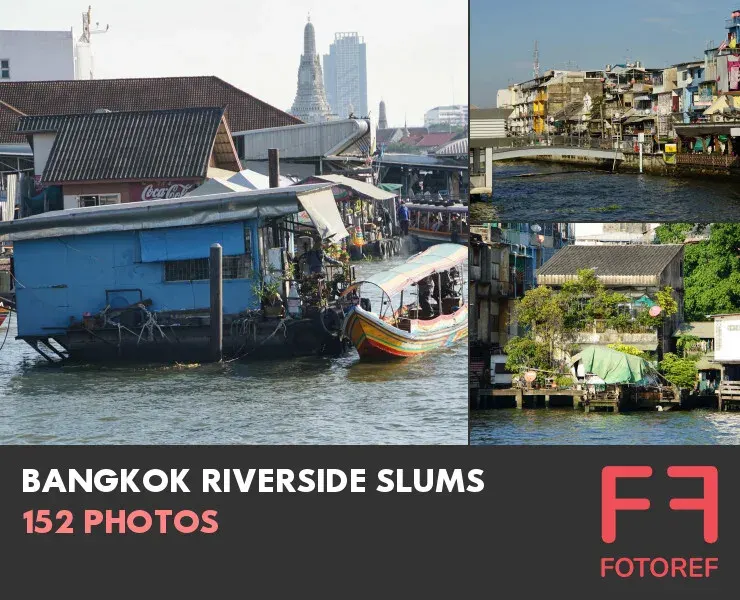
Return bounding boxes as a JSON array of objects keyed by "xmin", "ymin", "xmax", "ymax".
[{"xmin": 139, "ymin": 223, "xmax": 246, "ymax": 262}]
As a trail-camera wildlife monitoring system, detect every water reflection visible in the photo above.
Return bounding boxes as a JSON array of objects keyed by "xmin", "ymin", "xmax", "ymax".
[{"xmin": 478, "ymin": 162, "xmax": 740, "ymax": 223}]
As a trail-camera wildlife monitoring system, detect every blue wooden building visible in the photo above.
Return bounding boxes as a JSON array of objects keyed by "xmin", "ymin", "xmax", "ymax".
[{"xmin": 0, "ymin": 183, "xmax": 348, "ymax": 362}]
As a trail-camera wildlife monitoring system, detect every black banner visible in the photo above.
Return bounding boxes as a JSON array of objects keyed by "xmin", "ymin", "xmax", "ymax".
[{"xmin": 0, "ymin": 446, "xmax": 736, "ymax": 597}]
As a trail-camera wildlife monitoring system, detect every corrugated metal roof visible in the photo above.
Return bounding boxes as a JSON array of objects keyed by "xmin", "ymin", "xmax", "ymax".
[
  {"xmin": 436, "ymin": 137, "xmax": 468, "ymax": 156},
  {"xmin": 537, "ymin": 244, "xmax": 684, "ymax": 284},
  {"xmin": 241, "ymin": 118, "xmax": 370, "ymax": 160},
  {"xmin": 471, "ymin": 108, "xmax": 514, "ymax": 120},
  {"xmin": 25, "ymin": 107, "xmax": 226, "ymax": 183},
  {"xmin": 0, "ymin": 183, "xmax": 335, "ymax": 241},
  {"xmin": 0, "ymin": 76, "xmax": 302, "ymax": 145}
]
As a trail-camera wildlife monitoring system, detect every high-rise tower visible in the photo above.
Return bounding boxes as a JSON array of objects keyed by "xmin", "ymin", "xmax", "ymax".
[
  {"xmin": 290, "ymin": 16, "xmax": 331, "ymax": 123},
  {"xmin": 323, "ymin": 32, "xmax": 368, "ymax": 119}
]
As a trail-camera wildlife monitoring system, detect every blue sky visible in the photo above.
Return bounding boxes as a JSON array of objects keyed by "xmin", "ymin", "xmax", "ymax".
[{"xmin": 471, "ymin": 0, "xmax": 733, "ymax": 106}]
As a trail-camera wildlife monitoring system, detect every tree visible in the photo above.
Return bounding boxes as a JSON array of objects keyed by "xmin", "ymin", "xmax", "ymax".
[
  {"xmin": 659, "ymin": 353, "xmax": 698, "ymax": 390},
  {"xmin": 503, "ymin": 337, "xmax": 551, "ymax": 374},
  {"xmin": 676, "ymin": 334, "xmax": 701, "ymax": 357},
  {"xmin": 655, "ymin": 223, "xmax": 740, "ymax": 321}
]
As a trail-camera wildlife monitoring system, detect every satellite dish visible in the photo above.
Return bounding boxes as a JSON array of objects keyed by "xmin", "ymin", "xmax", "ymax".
[
  {"xmin": 524, "ymin": 371, "xmax": 537, "ymax": 383},
  {"xmin": 649, "ymin": 305, "xmax": 662, "ymax": 317}
]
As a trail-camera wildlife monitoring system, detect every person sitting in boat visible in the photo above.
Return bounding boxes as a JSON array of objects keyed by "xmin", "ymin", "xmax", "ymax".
[
  {"xmin": 417, "ymin": 277, "xmax": 435, "ymax": 318},
  {"xmin": 301, "ymin": 237, "xmax": 343, "ymax": 275}
]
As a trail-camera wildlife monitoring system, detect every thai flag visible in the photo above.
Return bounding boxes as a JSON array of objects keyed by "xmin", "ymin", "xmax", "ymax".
[{"xmin": 719, "ymin": 39, "xmax": 728, "ymax": 51}]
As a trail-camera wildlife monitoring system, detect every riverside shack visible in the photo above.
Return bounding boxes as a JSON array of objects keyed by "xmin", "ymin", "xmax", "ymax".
[{"xmin": 0, "ymin": 184, "xmax": 350, "ymax": 363}]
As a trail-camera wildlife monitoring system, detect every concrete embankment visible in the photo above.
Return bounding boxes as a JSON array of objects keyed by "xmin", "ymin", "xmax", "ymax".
[{"xmin": 521, "ymin": 154, "xmax": 740, "ymax": 178}]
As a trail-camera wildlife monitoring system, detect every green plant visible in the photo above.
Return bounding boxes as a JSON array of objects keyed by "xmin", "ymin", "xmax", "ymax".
[
  {"xmin": 676, "ymin": 334, "xmax": 702, "ymax": 357},
  {"xmin": 607, "ymin": 343, "xmax": 647, "ymax": 359},
  {"xmin": 659, "ymin": 353, "xmax": 698, "ymax": 390},
  {"xmin": 253, "ymin": 279, "xmax": 282, "ymax": 306},
  {"xmin": 655, "ymin": 223, "xmax": 740, "ymax": 321},
  {"xmin": 555, "ymin": 374, "xmax": 575, "ymax": 388},
  {"xmin": 504, "ymin": 337, "xmax": 552, "ymax": 374}
]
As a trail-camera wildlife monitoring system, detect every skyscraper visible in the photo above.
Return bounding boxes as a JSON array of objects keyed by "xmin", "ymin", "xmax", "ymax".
[
  {"xmin": 323, "ymin": 32, "xmax": 368, "ymax": 119},
  {"xmin": 290, "ymin": 17, "xmax": 331, "ymax": 123}
]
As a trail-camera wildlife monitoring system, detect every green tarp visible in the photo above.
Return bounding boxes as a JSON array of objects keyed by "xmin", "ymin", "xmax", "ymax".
[
  {"xmin": 570, "ymin": 345, "xmax": 654, "ymax": 384},
  {"xmin": 377, "ymin": 183, "xmax": 402, "ymax": 193},
  {"xmin": 634, "ymin": 295, "xmax": 656, "ymax": 308}
]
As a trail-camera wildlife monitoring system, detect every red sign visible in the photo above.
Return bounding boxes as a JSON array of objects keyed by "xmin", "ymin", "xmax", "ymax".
[
  {"xmin": 601, "ymin": 465, "xmax": 718, "ymax": 544},
  {"xmin": 130, "ymin": 181, "xmax": 198, "ymax": 202}
]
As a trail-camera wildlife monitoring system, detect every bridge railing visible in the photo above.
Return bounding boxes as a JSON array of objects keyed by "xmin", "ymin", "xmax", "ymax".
[{"xmin": 487, "ymin": 135, "xmax": 654, "ymax": 154}]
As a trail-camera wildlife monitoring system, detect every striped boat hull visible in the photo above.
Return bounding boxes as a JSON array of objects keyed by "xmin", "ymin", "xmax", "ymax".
[
  {"xmin": 344, "ymin": 304, "xmax": 468, "ymax": 360},
  {"xmin": 0, "ymin": 308, "xmax": 8, "ymax": 328}
]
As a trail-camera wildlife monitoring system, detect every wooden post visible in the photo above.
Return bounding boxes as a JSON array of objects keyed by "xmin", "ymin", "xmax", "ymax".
[
  {"xmin": 515, "ymin": 389, "xmax": 523, "ymax": 409},
  {"xmin": 544, "ymin": 394, "xmax": 550, "ymax": 408},
  {"xmin": 268, "ymin": 148, "xmax": 280, "ymax": 188},
  {"xmin": 210, "ymin": 243, "xmax": 223, "ymax": 362}
]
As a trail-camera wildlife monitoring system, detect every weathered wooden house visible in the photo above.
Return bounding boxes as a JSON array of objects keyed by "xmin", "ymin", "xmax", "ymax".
[{"xmin": 537, "ymin": 244, "xmax": 684, "ymax": 356}]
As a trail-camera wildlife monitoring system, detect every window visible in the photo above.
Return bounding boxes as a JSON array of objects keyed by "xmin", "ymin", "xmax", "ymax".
[
  {"xmin": 491, "ymin": 262, "xmax": 500, "ymax": 280},
  {"xmin": 164, "ymin": 255, "xmax": 253, "ymax": 282},
  {"xmin": 233, "ymin": 135, "xmax": 245, "ymax": 159},
  {"xmin": 0, "ymin": 59, "xmax": 9, "ymax": 79},
  {"xmin": 165, "ymin": 227, "xmax": 253, "ymax": 282},
  {"xmin": 78, "ymin": 194, "xmax": 120, "ymax": 207}
]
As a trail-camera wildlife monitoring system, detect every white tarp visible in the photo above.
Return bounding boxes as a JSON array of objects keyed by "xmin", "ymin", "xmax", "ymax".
[
  {"xmin": 296, "ymin": 188, "xmax": 349, "ymax": 243},
  {"xmin": 185, "ymin": 178, "xmax": 250, "ymax": 197},
  {"xmin": 228, "ymin": 169, "xmax": 293, "ymax": 190}
]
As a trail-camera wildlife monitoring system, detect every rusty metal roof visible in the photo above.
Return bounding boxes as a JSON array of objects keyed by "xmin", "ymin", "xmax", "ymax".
[
  {"xmin": 0, "ymin": 75, "xmax": 302, "ymax": 144},
  {"xmin": 21, "ymin": 107, "xmax": 235, "ymax": 184},
  {"xmin": 537, "ymin": 244, "xmax": 684, "ymax": 285}
]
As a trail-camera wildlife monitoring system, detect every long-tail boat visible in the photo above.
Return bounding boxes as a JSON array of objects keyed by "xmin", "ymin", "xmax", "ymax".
[
  {"xmin": 342, "ymin": 243, "xmax": 467, "ymax": 359},
  {"xmin": 0, "ymin": 302, "xmax": 9, "ymax": 328}
]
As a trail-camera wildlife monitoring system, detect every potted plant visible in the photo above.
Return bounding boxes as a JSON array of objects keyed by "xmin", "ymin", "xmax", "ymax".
[{"xmin": 254, "ymin": 279, "xmax": 285, "ymax": 318}]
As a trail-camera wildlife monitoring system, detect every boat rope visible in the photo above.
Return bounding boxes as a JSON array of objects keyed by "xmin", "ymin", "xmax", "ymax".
[
  {"xmin": 98, "ymin": 305, "xmax": 138, "ymax": 348},
  {"xmin": 136, "ymin": 306, "xmax": 169, "ymax": 345},
  {"xmin": 223, "ymin": 318, "xmax": 288, "ymax": 364}
]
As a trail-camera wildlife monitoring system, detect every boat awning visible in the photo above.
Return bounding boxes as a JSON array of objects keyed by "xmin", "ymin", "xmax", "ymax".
[
  {"xmin": 0, "ymin": 184, "xmax": 349, "ymax": 242},
  {"xmin": 570, "ymin": 345, "xmax": 656, "ymax": 384},
  {"xmin": 344, "ymin": 243, "xmax": 467, "ymax": 298}
]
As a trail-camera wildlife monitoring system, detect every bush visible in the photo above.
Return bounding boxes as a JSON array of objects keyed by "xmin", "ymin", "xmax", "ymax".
[
  {"xmin": 504, "ymin": 337, "xmax": 551, "ymax": 374},
  {"xmin": 659, "ymin": 353, "xmax": 698, "ymax": 390},
  {"xmin": 608, "ymin": 343, "xmax": 646, "ymax": 358}
]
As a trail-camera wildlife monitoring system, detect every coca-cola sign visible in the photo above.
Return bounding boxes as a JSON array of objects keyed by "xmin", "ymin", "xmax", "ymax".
[{"xmin": 132, "ymin": 181, "xmax": 198, "ymax": 202}]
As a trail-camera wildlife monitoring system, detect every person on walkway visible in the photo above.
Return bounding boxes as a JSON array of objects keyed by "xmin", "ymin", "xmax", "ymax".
[
  {"xmin": 397, "ymin": 201, "xmax": 410, "ymax": 236},
  {"xmin": 302, "ymin": 237, "xmax": 342, "ymax": 275}
]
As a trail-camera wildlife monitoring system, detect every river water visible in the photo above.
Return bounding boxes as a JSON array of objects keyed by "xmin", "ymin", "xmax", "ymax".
[
  {"xmin": 470, "ymin": 409, "xmax": 740, "ymax": 445},
  {"xmin": 473, "ymin": 162, "xmax": 740, "ymax": 223},
  {"xmin": 0, "ymin": 256, "xmax": 467, "ymax": 445}
]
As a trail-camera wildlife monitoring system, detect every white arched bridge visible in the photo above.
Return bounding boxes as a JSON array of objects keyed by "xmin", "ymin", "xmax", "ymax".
[
  {"xmin": 470, "ymin": 136, "xmax": 627, "ymax": 187},
  {"xmin": 489, "ymin": 145, "xmax": 624, "ymax": 162}
]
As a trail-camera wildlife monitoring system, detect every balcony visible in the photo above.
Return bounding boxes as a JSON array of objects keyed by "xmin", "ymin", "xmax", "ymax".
[
  {"xmin": 574, "ymin": 328, "xmax": 659, "ymax": 351},
  {"xmin": 726, "ymin": 17, "xmax": 740, "ymax": 28}
]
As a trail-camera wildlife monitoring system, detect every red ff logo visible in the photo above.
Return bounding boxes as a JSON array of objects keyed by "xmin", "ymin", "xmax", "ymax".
[{"xmin": 602, "ymin": 466, "xmax": 718, "ymax": 544}]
